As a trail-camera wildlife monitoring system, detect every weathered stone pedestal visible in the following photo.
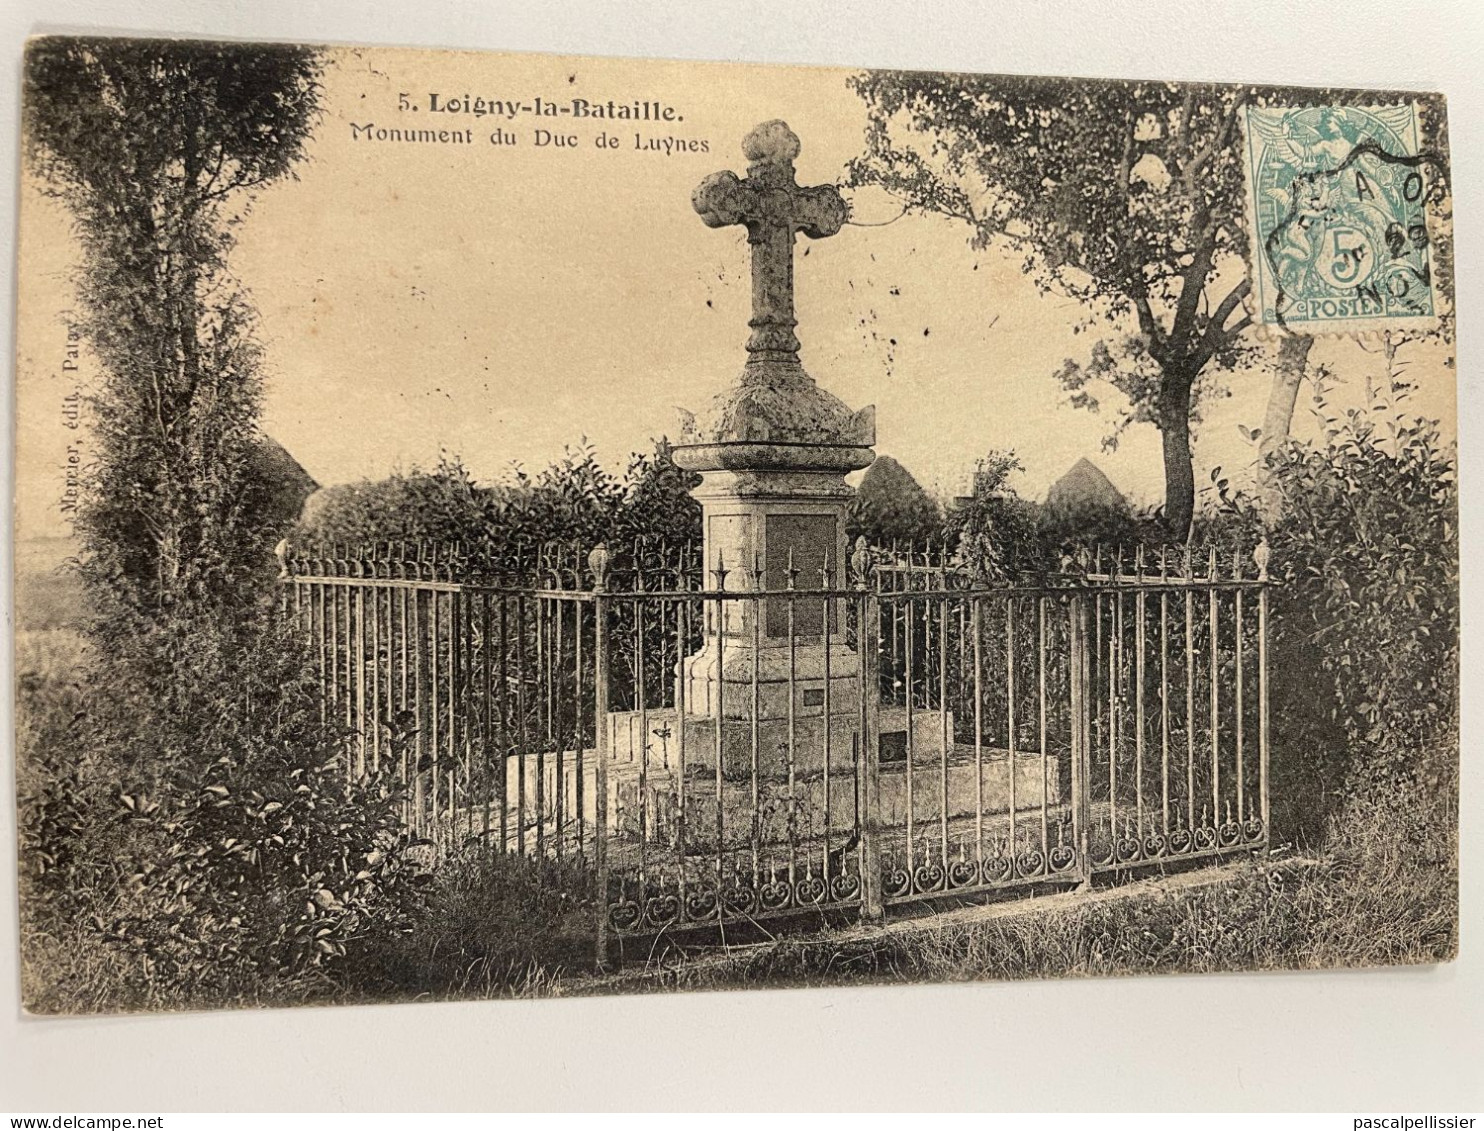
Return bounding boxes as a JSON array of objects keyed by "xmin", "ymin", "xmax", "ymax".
[{"xmin": 676, "ymin": 450, "xmax": 871, "ymax": 721}]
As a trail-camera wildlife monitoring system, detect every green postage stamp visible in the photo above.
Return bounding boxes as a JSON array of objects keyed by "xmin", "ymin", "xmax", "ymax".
[{"xmin": 1243, "ymin": 103, "xmax": 1438, "ymax": 335}]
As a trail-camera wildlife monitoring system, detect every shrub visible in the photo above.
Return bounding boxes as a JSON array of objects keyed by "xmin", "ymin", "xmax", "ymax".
[
  {"xmin": 296, "ymin": 442, "xmax": 700, "ymax": 572},
  {"xmin": 942, "ymin": 450, "xmax": 1165, "ymax": 579},
  {"xmin": 297, "ymin": 455, "xmax": 501, "ymax": 549},
  {"xmin": 1221, "ymin": 399, "xmax": 1458, "ymax": 837},
  {"xmin": 16, "ymin": 631, "xmax": 102, "ymax": 900},
  {"xmin": 18, "ymin": 616, "xmax": 424, "ymax": 1012}
]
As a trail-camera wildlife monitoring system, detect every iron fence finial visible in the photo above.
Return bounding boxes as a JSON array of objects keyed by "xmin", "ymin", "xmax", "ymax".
[
  {"xmin": 589, "ymin": 542, "xmax": 611, "ymax": 591},
  {"xmin": 850, "ymin": 536, "xmax": 871, "ymax": 590}
]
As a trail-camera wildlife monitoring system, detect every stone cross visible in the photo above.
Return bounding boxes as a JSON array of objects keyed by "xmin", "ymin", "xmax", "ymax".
[{"xmin": 693, "ymin": 120, "xmax": 849, "ymax": 364}]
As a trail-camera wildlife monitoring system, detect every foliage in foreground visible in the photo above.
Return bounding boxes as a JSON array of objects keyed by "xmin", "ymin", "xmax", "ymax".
[
  {"xmin": 1223, "ymin": 398, "xmax": 1458, "ymax": 842},
  {"xmin": 17, "ymin": 617, "xmax": 423, "ymax": 1015},
  {"xmin": 336, "ymin": 851, "xmax": 600, "ymax": 1003}
]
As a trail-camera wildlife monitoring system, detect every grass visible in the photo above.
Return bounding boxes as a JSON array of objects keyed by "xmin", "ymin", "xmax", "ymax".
[
  {"xmin": 335, "ymin": 851, "xmax": 601, "ymax": 1005},
  {"xmin": 588, "ymin": 836, "xmax": 1455, "ymax": 996},
  {"xmin": 570, "ymin": 754, "xmax": 1457, "ymax": 995}
]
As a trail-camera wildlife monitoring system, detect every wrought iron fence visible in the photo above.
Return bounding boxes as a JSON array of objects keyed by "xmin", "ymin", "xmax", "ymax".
[{"xmin": 278, "ymin": 536, "xmax": 1272, "ymax": 955}]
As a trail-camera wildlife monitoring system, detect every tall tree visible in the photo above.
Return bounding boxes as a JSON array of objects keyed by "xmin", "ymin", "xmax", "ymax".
[
  {"xmin": 848, "ymin": 74, "xmax": 1442, "ymax": 537},
  {"xmin": 24, "ymin": 38, "xmax": 322, "ymax": 639}
]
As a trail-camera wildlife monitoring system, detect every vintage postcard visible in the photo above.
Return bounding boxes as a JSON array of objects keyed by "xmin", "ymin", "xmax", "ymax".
[{"xmin": 13, "ymin": 37, "xmax": 1457, "ymax": 1015}]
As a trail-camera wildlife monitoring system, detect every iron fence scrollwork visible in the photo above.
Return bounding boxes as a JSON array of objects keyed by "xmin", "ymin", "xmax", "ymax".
[{"xmin": 281, "ymin": 536, "xmax": 1273, "ymax": 961}]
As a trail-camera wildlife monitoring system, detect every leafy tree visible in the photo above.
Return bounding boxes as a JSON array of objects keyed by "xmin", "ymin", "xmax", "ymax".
[
  {"xmin": 848, "ymin": 73, "xmax": 1448, "ymax": 536},
  {"xmin": 24, "ymin": 37, "xmax": 323, "ymax": 643},
  {"xmin": 15, "ymin": 40, "xmax": 424, "ymax": 1011},
  {"xmin": 941, "ymin": 450, "xmax": 1037, "ymax": 579}
]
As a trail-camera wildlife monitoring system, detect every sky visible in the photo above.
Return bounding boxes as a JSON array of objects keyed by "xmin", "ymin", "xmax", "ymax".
[{"xmin": 15, "ymin": 45, "xmax": 1456, "ymax": 542}]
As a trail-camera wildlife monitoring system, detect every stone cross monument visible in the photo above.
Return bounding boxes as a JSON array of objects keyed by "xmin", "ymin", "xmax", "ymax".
[{"xmin": 673, "ymin": 120, "xmax": 876, "ymax": 769}]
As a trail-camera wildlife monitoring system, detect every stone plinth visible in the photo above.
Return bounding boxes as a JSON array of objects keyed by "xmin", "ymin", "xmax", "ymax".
[
  {"xmin": 574, "ymin": 728, "xmax": 1061, "ymax": 845},
  {"xmin": 675, "ymin": 429, "xmax": 874, "ymax": 721},
  {"xmin": 491, "ymin": 744, "xmax": 1063, "ymax": 846},
  {"xmin": 675, "ymin": 451, "xmax": 871, "ymax": 719},
  {"xmin": 601, "ymin": 705, "xmax": 956, "ymax": 780},
  {"xmin": 603, "ymin": 706, "xmax": 866, "ymax": 780}
]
